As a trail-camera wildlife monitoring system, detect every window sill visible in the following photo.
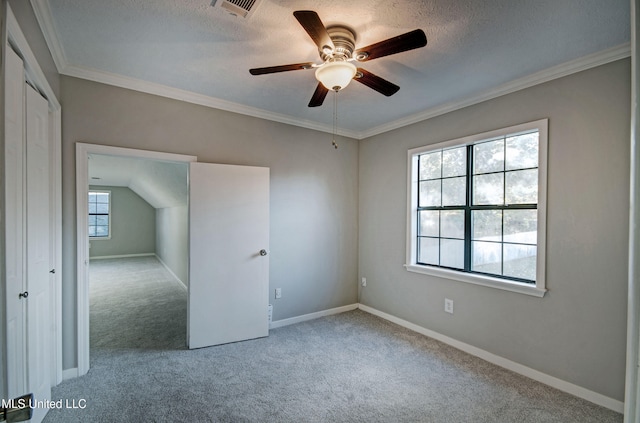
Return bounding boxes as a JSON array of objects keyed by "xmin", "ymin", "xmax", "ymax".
[{"xmin": 404, "ymin": 264, "xmax": 547, "ymax": 297}]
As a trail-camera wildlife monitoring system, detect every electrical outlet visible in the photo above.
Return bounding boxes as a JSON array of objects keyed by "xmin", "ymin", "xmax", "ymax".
[
  {"xmin": 275, "ymin": 288, "xmax": 282, "ymax": 299},
  {"xmin": 361, "ymin": 277, "xmax": 367, "ymax": 287},
  {"xmin": 444, "ymin": 298, "xmax": 454, "ymax": 314}
]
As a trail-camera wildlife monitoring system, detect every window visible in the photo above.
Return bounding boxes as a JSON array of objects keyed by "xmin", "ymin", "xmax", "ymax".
[
  {"xmin": 406, "ymin": 120, "xmax": 547, "ymax": 297},
  {"xmin": 88, "ymin": 190, "xmax": 111, "ymax": 239}
]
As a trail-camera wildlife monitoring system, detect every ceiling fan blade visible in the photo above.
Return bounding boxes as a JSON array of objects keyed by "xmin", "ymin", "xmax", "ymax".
[
  {"xmin": 354, "ymin": 29, "xmax": 427, "ymax": 62},
  {"xmin": 308, "ymin": 82, "xmax": 329, "ymax": 107},
  {"xmin": 293, "ymin": 10, "xmax": 335, "ymax": 52},
  {"xmin": 249, "ymin": 63, "xmax": 314, "ymax": 75},
  {"xmin": 354, "ymin": 68, "xmax": 400, "ymax": 96}
]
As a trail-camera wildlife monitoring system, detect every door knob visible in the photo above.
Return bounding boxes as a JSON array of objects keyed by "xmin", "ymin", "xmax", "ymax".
[
  {"xmin": 18, "ymin": 291, "xmax": 28, "ymax": 299},
  {"xmin": 260, "ymin": 249, "xmax": 268, "ymax": 256}
]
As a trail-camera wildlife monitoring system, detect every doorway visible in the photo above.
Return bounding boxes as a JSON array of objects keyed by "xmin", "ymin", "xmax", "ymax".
[
  {"xmin": 76, "ymin": 144, "xmax": 196, "ymax": 375},
  {"xmin": 76, "ymin": 143, "xmax": 271, "ymax": 376},
  {"xmin": 87, "ymin": 153, "xmax": 190, "ymax": 354}
]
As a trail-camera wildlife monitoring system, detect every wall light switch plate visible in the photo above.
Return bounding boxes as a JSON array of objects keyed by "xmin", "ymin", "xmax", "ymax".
[{"xmin": 275, "ymin": 288, "xmax": 282, "ymax": 299}]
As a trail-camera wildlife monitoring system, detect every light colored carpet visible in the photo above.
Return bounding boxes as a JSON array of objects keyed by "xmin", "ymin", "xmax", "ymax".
[{"xmin": 44, "ymin": 257, "xmax": 622, "ymax": 422}]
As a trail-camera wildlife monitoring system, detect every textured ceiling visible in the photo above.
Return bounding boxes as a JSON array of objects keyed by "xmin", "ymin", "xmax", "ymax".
[{"xmin": 35, "ymin": 0, "xmax": 630, "ymax": 137}]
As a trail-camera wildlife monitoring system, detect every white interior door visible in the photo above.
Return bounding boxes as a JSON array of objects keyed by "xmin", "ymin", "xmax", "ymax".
[
  {"xmin": 25, "ymin": 83, "xmax": 51, "ymax": 423},
  {"xmin": 188, "ymin": 163, "xmax": 269, "ymax": 349},
  {"xmin": 4, "ymin": 46, "xmax": 27, "ymax": 399}
]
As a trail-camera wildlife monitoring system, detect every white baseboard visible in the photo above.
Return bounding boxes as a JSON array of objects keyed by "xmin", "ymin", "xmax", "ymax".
[
  {"xmin": 89, "ymin": 253, "xmax": 155, "ymax": 260},
  {"xmin": 62, "ymin": 367, "xmax": 78, "ymax": 381},
  {"xmin": 155, "ymin": 254, "xmax": 188, "ymax": 291},
  {"xmin": 270, "ymin": 303, "xmax": 359, "ymax": 329},
  {"xmin": 358, "ymin": 304, "xmax": 624, "ymax": 413}
]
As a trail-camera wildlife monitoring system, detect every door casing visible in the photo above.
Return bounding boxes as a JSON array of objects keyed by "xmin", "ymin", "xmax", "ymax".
[{"xmin": 75, "ymin": 143, "xmax": 197, "ymax": 376}]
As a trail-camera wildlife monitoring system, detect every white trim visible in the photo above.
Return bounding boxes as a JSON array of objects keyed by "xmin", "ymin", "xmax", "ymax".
[
  {"xmin": 154, "ymin": 254, "xmax": 187, "ymax": 292},
  {"xmin": 89, "ymin": 253, "xmax": 155, "ymax": 260},
  {"xmin": 403, "ymin": 264, "xmax": 546, "ymax": 297},
  {"xmin": 625, "ymin": 0, "xmax": 640, "ymax": 420},
  {"xmin": 29, "ymin": 0, "xmax": 67, "ymax": 73},
  {"xmin": 360, "ymin": 43, "xmax": 631, "ymax": 139},
  {"xmin": 62, "ymin": 64, "xmax": 361, "ymax": 140},
  {"xmin": 6, "ymin": 4, "xmax": 60, "ymax": 111},
  {"xmin": 79, "ymin": 142, "xmax": 198, "ymax": 163},
  {"xmin": 269, "ymin": 303, "xmax": 359, "ymax": 329},
  {"xmin": 405, "ymin": 119, "xmax": 548, "ymax": 296},
  {"xmin": 76, "ymin": 143, "xmax": 197, "ymax": 376},
  {"xmin": 61, "ymin": 368, "xmax": 78, "ymax": 381},
  {"xmin": 358, "ymin": 304, "xmax": 624, "ymax": 413},
  {"xmin": 28, "ymin": 0, "xmax": 630, "ymax": 140}
]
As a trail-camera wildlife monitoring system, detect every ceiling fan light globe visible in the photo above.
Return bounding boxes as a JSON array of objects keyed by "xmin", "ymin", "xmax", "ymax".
[{"xmin": 315, "ymin": 61, "xmax": 357, "ymax": 91}]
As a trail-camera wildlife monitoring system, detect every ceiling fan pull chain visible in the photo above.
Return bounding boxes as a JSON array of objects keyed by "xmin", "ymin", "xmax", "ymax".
[{"xmin": 332, "ymin": 90, "xmax": 338, "ymax": 149}]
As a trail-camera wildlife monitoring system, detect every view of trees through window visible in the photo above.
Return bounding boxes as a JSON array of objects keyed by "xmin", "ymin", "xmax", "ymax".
[{"xmin": 416, "ymin": 130, "xmax": 539, "ymax": 282}]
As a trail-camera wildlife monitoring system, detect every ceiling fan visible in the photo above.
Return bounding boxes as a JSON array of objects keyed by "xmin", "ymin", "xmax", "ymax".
[{"xmin": 249, "ymin": 10, "xmax": 427, "ymax": 107}]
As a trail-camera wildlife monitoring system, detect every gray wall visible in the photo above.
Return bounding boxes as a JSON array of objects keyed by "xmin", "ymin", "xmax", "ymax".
[
  {"xmin": 358, "ymin": 58, "xmax": 630, "ymax": 401},
  {"xmin": 156, "ymin": 205, "xmax": 188, "ymax": 287},
  {"xmin": 88, "ymin": 186, "xmax": 156, "ymax": 258},
  {"xmin": 60, "ymin": 76, "xmax": 359, "ymax": 369},
  {"xmin": 7, "ymin": 0, "xmax": 59, "ymax": 98}
]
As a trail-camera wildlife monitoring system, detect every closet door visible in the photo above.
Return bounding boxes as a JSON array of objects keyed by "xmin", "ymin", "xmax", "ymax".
[
  {"xmin": 25, "ymin": 83, "xmax": 51, "ymax": 423},
  {"xmin": 4, "ymin": 45, "xmax": 26, "ymax": 399}
]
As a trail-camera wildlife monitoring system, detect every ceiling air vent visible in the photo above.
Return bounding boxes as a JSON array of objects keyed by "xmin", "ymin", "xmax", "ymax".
[{"xmin": 210, "ymin": 0, "xmax": 263, "ymax": 19}]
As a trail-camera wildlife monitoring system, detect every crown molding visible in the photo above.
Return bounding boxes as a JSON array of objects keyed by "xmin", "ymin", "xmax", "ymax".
[
  {"xmin": 30, "ymin": 0, "xmax": 630, "ymax": 140},
  {"xmin": 61, "ymin": 64, "xmax": 360, "ymax": 139},
  {"xmin": 30, "ymin": 0, "xmax": 68, "ymax": 72},
  {"xmin": 358, "ymin": 42, "xmax": 631, "ymax": 139}
]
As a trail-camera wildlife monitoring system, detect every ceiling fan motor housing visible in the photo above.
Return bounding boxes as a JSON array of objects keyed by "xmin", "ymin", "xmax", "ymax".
[{"xmin": 321, "ymin": 26, "xmax": 356, "ymax": 61}]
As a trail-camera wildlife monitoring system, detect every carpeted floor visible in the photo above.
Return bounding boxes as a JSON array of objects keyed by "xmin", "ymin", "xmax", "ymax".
[{"xmin": 44, "ymin": 257, "xmax": 622, "ymax": 422}]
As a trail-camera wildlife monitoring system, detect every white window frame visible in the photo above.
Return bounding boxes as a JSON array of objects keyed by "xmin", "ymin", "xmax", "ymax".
[
  {"xmin": 88, "ymin": 189, "xmax": 112, "ymax": 240},
  {"xmin": 405, "ymin": 119, "xmax": 548, "ymax": 297}
]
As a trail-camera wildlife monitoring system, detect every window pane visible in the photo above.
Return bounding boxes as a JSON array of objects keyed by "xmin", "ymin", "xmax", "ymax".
[
  {"xmin": 88, "ymin": 193, "xmax": 97, "ymax": 202},
  {"xmin": 505, "ymin": 169, "xmax": 537, "ymax": 204},
  {"xmin": 418, "ymin": 237, "xmax": 439, "ymax": 265},
  {"xmin": 506, "ymin": 132, "xmax": 538, "ymax": 171},
  {"xmin": 96, "ymin": 215, "xmax": 109, "ymax": 226},
  {"xmin": 472, "ymin": 241, "xmax": 502, "ymax": 275},
  {"xmin": 88, "ymin": 226, "xmax": 96, "ymax": 237},
  {"xmin": 419, "ymin": 151, "xmax": 441, "ymax": 180},
  {"xmin": 440, "ymin": 239, "xmax": 464, "ymax": 269},
  {"xmin": 474, "ymin": 139, "xmax": 504, "ymax": 174},
  {"xmin": 504, "ymin": 210, "xmax": 537, "ymax": 244},
  {"xmin": 442, "ymin": 177, "xmax": 466, "ymax": 206},
  {"xmin": 96, "ymin": 193, "xmax": 109, "ymax": 203},
  {"xmin": 88, "ymin": 203, "xmax": 97, "ymax": 213},
  {"xmin": 442, "ymin": 147, "xmax": 466, "ymax": 177},
  {"xmin": 441, "ymin": 210, "xmax": 464, "ymax": 239},
  {"xmin": 88, "ymin": 215, "xmax": 96, "ymax": 226},
  {"xmin": 472, "ymin": 210, "xmax": 502, "ymax": 241},
  {"xmin": 419, "ymin": 180, "xmax": 441, "ymax": 207},
  {"xmin": 418, "ymin": 210, "xmax": 439, "ymax": 237},
  {"xmin": 96, "ymin": 203, "xmax": 109, "ymax": 214},
  {"xmin": 473, "ymin": 173, "xmax": 504, "ymax": 205},
  {"xmin": 95, "ymin": 226, "xmax": 109, "ymax": 237},
  {"xmin": 503, "ymin": 244, "xmax": 536, "ymax": 281}
]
